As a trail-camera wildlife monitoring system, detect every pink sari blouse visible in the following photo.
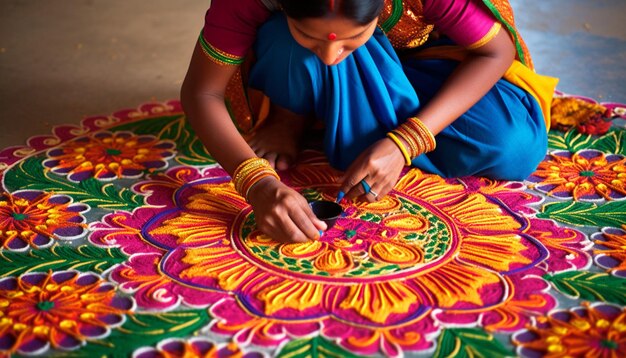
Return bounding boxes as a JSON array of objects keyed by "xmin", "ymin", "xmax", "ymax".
[{"xmin": 201, "ymin": 0, "xmax": 499, "ymax": 65}]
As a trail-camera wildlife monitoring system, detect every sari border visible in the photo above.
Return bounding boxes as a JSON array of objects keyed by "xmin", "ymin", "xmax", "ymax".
[
  {"xmin": 198, "ymin": 32, "xmax": 245, "ymax": 66},
  {"xmin": 380, "ymin": 0, "xmax": 404, "ymax": 33},
  {"xmin": 466, "ymin": 22, "xmax": 501, "ymax": 50},
  {"xmin": 480, "ymin": 0, "xmax": 527, "ymax": 67}
]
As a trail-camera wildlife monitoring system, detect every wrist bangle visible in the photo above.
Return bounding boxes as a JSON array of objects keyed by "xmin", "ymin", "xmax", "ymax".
[
  {"xmin": 407, "ymin": 117, "xmax": 436, "ymax": 152},
  {"xmin": 232, "ymin": 157, "xmax": 280, "ymax": 201},
  {"xmin": 387, "ymin": 132, "xmax": 412, "ymax": 166},
  {"xmin": 244, "ymin": 172, "xmax": 278, "ymax": 200},
  {"xmin": 394, "ymin": 129, "xmax": 419, "ymax": 157}
]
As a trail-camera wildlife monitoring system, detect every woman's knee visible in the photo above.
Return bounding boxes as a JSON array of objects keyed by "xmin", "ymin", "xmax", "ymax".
[
  {"xmin": 485, "ymin": 129, "xmax": 547, "ymax": 180},
  {"xmin": 473, "ymin": 83, "xmax": 548, "ymax": 180}
]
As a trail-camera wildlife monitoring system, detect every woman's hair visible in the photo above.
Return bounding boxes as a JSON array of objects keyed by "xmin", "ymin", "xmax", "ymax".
[{"xmin": 277, "ymin": 0, "xmax": 384, "ymax": 25}]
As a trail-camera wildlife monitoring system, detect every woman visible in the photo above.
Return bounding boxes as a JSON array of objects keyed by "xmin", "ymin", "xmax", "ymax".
[{"xmin": 180, "ymin": 0, "xmax": 558, "ymax": 243}]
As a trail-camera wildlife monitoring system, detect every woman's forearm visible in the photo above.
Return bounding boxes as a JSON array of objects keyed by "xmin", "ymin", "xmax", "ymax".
[
  {"xmin": 180, "ymin": 44, "xmax": 257, "ymax": 175},
  {"xmin": 182, "ymin": 91, "xmax": 256, "ymax": 174},
  {"xmin": 416, "ymin": 29, "xmax": 516, "ymax": 134}
]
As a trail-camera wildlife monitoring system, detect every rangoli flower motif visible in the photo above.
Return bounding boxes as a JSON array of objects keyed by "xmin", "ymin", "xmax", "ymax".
[
  {"xmin": 592, "ymin": 226, "xmax": 626, "ymax": 277},
  {"xmin": 133, "ymin": 338, "xmax": 266, "ymax": 358},
  {"xmin": 90, "ymin": 156, "xmax": 591, "ymax": 356},
  {"xmin": 0, "ymin": 190, "xmax": 89, "ymax": 251},
  {"xmin": 43, "ymin": 131, "xmax": 176, "ymax": 182},
  {"xmin": 513, "ymin": 302, "xmax": 626, "ymax": 357},
  {"xmin": 0, "ymin": 270, "xmax": 134, "ymax": 355},
  {"xmin": 527, "ymin": 150, "xmax": 626, "ymax": 201},
  {"xmin": 246, "ymin": 209, "xmax": 430, "ymax": 277}
]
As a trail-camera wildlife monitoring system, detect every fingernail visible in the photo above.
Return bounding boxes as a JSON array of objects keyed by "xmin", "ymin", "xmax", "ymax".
[
  {"xmin": 336, "ymin": 191, "xmax": 345, "ymax": 203},
  {"xmin": 318, "ymin": 230, "xmax": 324, "ymax": 237}
]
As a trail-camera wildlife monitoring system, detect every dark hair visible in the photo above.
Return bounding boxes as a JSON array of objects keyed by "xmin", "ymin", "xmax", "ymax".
[{"xmin": 278, "ymin": 0, "xmax": 384, "ymax": 25}]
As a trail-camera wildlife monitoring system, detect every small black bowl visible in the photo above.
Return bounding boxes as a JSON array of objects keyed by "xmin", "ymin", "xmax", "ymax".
[{"xmin": 309, "ymin": 200, "xmax": 343, "ymax": 229}]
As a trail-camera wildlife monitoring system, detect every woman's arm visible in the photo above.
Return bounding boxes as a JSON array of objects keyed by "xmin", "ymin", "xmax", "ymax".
[
  {"xmin": 180, "ymin": 43, "xmax": 256, "ymax": 174},
  {"xmin": 180, "ymin": 42, "xmax": 326, "ymax": 242},
  {"xmin": 338, "ymin": 25, "xmax": 515, "ymax": 201},
  {"xmin": 415, "ymin": 28, "xmax": 516, "ymax": 135}
]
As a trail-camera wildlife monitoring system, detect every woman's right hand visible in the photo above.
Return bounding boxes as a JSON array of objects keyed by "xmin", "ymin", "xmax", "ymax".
[{"xmin": 246, "ymin": 177, "xmax": 327, "ymax": 243}]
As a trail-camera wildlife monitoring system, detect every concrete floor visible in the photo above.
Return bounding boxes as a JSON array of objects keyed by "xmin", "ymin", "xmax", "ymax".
[{"xmin": 1, "ymin": 0, "xmax": 625, "ymax": 149}]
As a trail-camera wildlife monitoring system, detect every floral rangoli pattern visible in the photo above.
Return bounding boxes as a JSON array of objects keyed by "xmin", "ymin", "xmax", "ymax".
[
  {"xmin": 0, "ymin": 191, "xmax": 89, "ymax": 251},
  {"xmin": 0, "ymin": 270, "xmax": 134, "ymax": 355},
  {"xmin": 0, "ymin": 97, "xmax": 625, "ymax": 357}
]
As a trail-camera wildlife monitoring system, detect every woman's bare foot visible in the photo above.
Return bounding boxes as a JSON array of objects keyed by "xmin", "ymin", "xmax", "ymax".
[{"xmin": 247, "ymin": 104, "xmax": 309, "ymax": 170}]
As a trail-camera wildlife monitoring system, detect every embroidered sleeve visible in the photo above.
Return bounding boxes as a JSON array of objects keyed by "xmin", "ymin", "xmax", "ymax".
[
  {"xmin": 422, "ymin": 0, "xmax": 500, "ymax": 49},
  {"xmin": 201, "ymin": 0, "xmax": 272, "ymax": 65}
]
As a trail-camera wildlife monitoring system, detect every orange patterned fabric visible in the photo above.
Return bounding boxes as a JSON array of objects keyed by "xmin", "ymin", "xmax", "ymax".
[
  {"xmin": 379, "ymin": 0, "xmax": 434, "ymax": 49},
  {"xmin": 380, "ymin": 0, "xmax": 533, "ymax": 69},
  {"xmin": 225, "ymin": 58, "xmax": 270, "ymax": 135}
]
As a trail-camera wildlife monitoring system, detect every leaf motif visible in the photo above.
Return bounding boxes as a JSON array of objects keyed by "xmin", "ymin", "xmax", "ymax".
[
  {"xmin": 0, "ymin": 245, "xmax": 127, "ymax": 277},
  {"xmin": 537, "ymin": 201, "xmax": 626, "ymax": 228},
  {"xmin": 109, "ymin": 114, "xmax": 215, "ymax": 166},
  {"xmin": 548, "ymin": 129, "xmax": 594, "ymax": 152},
  {"xmin": 277, "ymin": 336, "xmax": 360, "ymax": 358},
  {"xmin": 302, "ymin": 188, "xmax": 323, "ymax": 202},
  {"xmin": 3, "ymin": 157, "xmax": 145, "ymax": 210},
  {"xmin": 563, "ymin": 129, "xmax": 595, "ymax": 152},
  {"xmin": 590, "ymin": 128, "xmax": 626, "ymax": 155},
  {"xmin": 60, "ymin": 310, "xmax": 210, "ymax": 357},
  {"xmin": 547, "ymin": 130, "xmax": 568, "ymax": 150},
  {"xmin": 543, "ymin": 271, "xmax": 626, "ymax": 305},
  {"xmin": 433, "ymin": 328, "xmax": 513, "ymax": 358}
]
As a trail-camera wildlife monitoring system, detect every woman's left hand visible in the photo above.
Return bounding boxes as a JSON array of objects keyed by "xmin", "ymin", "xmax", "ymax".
[{"xmin": 338, "ymin": 137, "xmax": 407, "ymax": 202}]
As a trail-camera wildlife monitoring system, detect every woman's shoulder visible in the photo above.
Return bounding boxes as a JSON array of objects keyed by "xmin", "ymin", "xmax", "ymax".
[{"xmin": 202, "ymin": 0, "xmax": 275, "ymax": 64}]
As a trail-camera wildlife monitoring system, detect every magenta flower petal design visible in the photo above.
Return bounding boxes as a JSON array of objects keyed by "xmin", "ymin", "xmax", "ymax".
[
  {"xmin": 133, "ymin": 337, "xmax": 267, "ymax": 358},
  {"xmin": 88, "ymin": 157, "xmax": 592, "ymax": 356},
  {"xmin": 43, "ymin": 131, "xmax": 176, "ymax": 182}
]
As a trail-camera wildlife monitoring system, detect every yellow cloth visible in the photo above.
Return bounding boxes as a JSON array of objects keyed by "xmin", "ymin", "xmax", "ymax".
[{"xmin": 503, "ymin": 60, "xmax": 559, "ymax": 131}]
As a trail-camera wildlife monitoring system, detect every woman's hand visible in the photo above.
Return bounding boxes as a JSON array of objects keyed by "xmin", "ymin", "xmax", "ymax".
[
  {"xmin": 247, "ymin": 177, "xmax": 327, "ymax": 243},
  {"xmin": 338, "ymin": 137, "xmax": 406, "ymax": 202}
]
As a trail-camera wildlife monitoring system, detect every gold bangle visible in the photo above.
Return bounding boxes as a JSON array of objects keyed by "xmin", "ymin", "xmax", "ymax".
[
  {"xmin": 232, "ymin": 157, "xmax": 279, "ymax": 199},
  {"xmin": 396, "ymin": 125, "xmax": 423, "ymax": 155},
  {"xmin": 403, "ymin": 120, "xmax": 429, "ymax": 153},
  {"xmin": 387, "ymin": 132, "xmax": 412, "ymax": 166},
  {"xmin": 233, "ymin": 158, "xmax": 268, "ymax": 185},
  {"xmin": 408, "ymin": 117, "xmax": 436, "ymax": 152},
  {"xmin": 393, "ymin": 129, "xmax": 417, "ymax": 157},
  {"xmin": 234, "ymin": 157, "xmax": 264, "ymax": 176},
  {"xmin": 244, "ymin": 171, "xmax": 279, "ymax": 200}
]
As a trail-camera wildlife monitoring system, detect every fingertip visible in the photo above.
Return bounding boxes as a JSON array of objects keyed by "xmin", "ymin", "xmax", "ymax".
[
  {"xmin": 315, "ymin": 219, "xmax": 328, "ymax": 232},
  {"xmin": 336, "ymin": 191, "xmax": 345, "ymax": 203},
  {"xmin": 313, "ymin": 229, "xmax": 324, "ymax": 240}
]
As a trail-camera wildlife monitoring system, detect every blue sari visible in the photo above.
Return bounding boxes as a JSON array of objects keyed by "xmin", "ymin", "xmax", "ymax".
[{"xmin": 248, "ymin": 14, "xmax": 546, "ymax": 180}]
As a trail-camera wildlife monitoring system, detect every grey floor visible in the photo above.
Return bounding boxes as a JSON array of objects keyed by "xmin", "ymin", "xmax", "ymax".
[{"xmin": 1, "ymin": 0, "xmax": 625, "ymax": 149}]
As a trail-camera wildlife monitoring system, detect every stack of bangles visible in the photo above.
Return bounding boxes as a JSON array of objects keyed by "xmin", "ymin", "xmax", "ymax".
[
  {"xmin": 386, "ymin": 117, "xmax": 437, "ymax": 166},
  {"xmin": 232, "ymin": 158, "xmax": 280, "ymax": 201}
]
